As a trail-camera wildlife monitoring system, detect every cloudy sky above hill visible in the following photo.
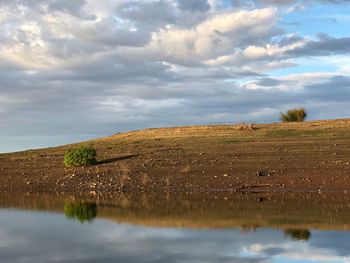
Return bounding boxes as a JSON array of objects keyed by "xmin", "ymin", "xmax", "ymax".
[{"xmin": 0, "ymin": 0, "xmax": 349, "ymax": 152}]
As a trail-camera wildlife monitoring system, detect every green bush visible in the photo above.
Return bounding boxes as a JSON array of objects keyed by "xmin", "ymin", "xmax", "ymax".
[
  {"xmin": 64, "ymin": 202, "xmax": 97, "ymax": 223},
  {"xmin": 64, "ymin": 145, "xmax": 97, "ymax": 167},
  {"xmin": 280, "ymin": 108, "xmax": 307, "ymax": 122}
]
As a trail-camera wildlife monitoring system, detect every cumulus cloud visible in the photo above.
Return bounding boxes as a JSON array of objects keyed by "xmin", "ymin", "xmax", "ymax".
[
  {"xmin": 288, "ymin": 34, "xmax": 350, "ymax": 56},
  {"xmin": 145, "ymin": 8, "xmax": 282, "ymax": 66}
]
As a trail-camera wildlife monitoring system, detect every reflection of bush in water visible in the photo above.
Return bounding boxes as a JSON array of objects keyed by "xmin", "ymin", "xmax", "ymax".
[
  {"xmin": 284, "ymin": 229, "xmax": 311, "ymax": 241},
  {"xmin": 64, "ymin": 203, "xmax": 97, "ymax": 223}
]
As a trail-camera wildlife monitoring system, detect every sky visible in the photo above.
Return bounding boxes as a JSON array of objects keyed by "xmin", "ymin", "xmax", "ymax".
[{"xmin": 0, "ymin": 0, "xmax": 349, "ymax": 152}]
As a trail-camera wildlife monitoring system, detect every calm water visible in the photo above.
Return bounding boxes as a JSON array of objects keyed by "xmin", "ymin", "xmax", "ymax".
[{"xmin": 0, "ymin": 192, "xmax": 350, "ymax": 263}]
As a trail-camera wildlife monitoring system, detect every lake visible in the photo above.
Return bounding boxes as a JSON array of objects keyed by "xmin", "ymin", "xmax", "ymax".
[{"xmin": 0, "ymin": 192, "xmax": 350, "ymax": 262}]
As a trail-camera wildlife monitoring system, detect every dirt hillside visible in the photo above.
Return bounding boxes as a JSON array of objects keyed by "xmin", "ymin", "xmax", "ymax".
[{"xmin": 1, "ymin": 119, "xmax": 350, "ymax": 193}]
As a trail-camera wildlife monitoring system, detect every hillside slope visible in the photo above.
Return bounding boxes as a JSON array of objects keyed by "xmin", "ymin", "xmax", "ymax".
[{"xmin": 1, "ymin": 119, "xmax": 350, "ymax": 193}]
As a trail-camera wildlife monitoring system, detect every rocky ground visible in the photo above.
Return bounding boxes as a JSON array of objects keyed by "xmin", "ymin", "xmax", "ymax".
[{"xmin": 1, "ymin": 119, "xmax": 350, "ymax": 194}]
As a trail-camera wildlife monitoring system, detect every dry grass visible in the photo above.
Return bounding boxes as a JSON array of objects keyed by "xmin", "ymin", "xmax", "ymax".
[{"xmin": 95, "ymin": 119, "xmax": 350, "ymax": 143}]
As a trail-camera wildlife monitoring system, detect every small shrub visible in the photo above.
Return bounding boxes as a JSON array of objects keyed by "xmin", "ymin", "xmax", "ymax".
[
  {"xmin": 280, "ymin": 108, "xmax": 307, "ymax": 122},
  {"xmin": 64, "ymin": 145, "xmax": 97, "ymax": 167},
  {"xmin": 64, "ymin": 202, "xmax": 97, "ymax": 223}
]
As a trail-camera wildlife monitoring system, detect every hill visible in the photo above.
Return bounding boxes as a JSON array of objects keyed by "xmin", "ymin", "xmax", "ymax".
[{"xmin": 1, "ymin": 119, "xmax": 350, "ymax": 193}]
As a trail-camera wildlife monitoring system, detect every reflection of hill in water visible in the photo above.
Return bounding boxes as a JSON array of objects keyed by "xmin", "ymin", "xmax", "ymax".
[{"xmin": 0, "ymin": 192, "xmax": 350, "ymax": 230}]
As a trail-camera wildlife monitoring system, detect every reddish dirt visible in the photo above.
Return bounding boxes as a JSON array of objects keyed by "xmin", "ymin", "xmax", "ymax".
[{"xmin": 1, "ymin": 119, "xmax": 350, "ymax": 194}]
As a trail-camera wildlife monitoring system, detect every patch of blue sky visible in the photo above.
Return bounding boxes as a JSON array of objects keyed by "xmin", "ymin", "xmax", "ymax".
[
  {"xmin": 282, "ymin": 4, "xmax": 350, "ymax": 38},
  {"xmin": 221, "ymin": 0, "xmax": 236, "ymax": 9}
]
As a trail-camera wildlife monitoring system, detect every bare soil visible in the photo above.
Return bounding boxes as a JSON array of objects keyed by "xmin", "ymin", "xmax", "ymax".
[{"xmin": 1, "ymin": 119, "xmax": 350, "ymax": 194}]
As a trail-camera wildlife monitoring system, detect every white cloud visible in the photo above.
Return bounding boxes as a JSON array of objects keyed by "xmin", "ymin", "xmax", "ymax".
[
  {"xmin": 245, "ymin": 241, "xmax": 350, "ymax": 262},
  {"xmin": 148, "ymin": 8, "xmax": 280, "ymax": 65}
]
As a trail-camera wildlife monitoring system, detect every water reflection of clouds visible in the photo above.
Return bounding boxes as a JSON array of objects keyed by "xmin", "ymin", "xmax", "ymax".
[
  {"xmin": 245, "ymin": 241, "xmax": 350, "ymax": 262},
  {"xmin": 0, "ymin": 210, "xmax": 350, "ymax": 263}
]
